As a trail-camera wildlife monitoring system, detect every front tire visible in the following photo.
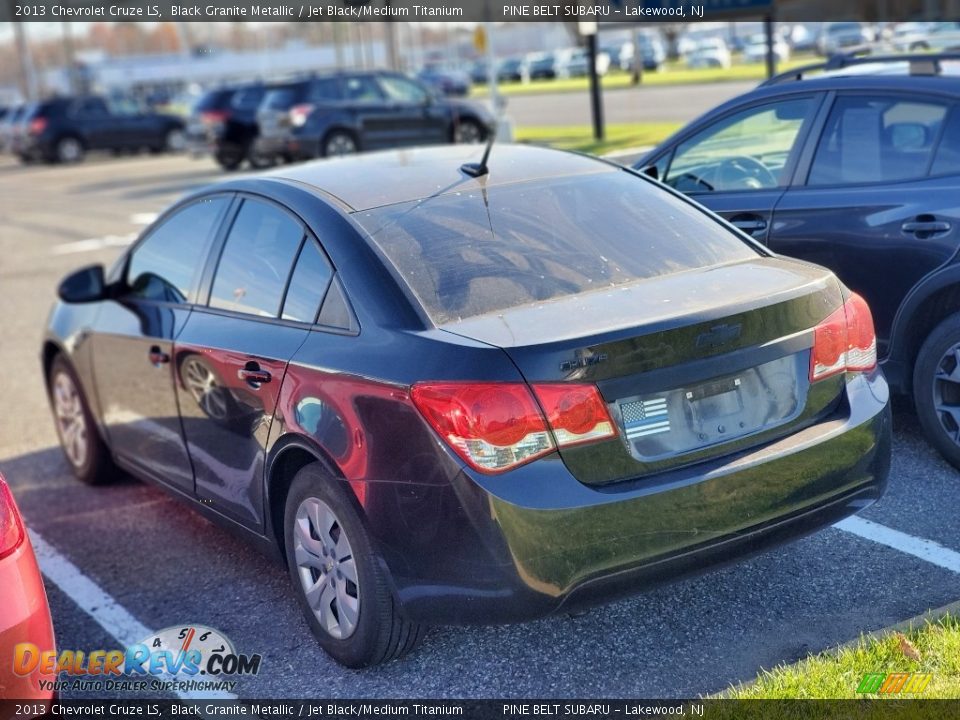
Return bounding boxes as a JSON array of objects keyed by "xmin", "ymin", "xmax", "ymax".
[
  {"xmin": 913, "ymin": 313, "xmax": 960, "ymax": 470},
  {"xmin": 49, "ymin": 355, "xmax": 116, "ymax": 485},
  {"xmin": 283, "ymin": 464, "xmax": 424, "ymax": 667}
]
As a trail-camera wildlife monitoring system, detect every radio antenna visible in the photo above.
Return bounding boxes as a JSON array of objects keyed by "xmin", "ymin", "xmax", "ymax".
[{"xmin": 460, "ymin": 122, "xmax": 497, "ymax": 178}]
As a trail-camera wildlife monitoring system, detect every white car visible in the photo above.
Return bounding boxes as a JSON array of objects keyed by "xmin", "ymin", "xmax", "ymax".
[
  {"xmin": 743, "ymin": 34, "xmax": 791, "ymax": 64},
  {"xmin": 818, "ymin": 22, "xmax": 870, "ymax": 55},
  {"xmin": 919, "ymin": 22, "xmax": 960, "ymax": 52},
  {"xmin": 889, "ymin": 22, "xmax": 937, "ymax": 52},
  {"xmin": 565, "ymin": 48, "xmax": 611, "ymax": 77},
  {"xmin": 686, "ymin": 38, "xmax": 732, "ymax": 69}
]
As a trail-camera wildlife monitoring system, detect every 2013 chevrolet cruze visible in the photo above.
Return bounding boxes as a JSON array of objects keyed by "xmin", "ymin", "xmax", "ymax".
[{"xmin": 43, "ymin": 145, "xmax": 891, "ymax": 667}]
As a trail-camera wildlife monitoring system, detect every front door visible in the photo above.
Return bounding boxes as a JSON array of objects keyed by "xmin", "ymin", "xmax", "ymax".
[{"xmin": 93, "ymin": 196, "xmax": 231, "ymax": 492}]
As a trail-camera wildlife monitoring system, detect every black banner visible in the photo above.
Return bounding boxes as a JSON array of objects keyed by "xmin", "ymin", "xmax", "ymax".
[{"xmin": 3, "ymin": 700, "xmax": 960, "ymax": 720}]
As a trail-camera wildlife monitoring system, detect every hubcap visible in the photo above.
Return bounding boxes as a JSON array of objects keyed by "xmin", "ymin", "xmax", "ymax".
[
  {"xmin": 167, "ymin": 130, "xmax": 186, "ymax": 152},
  {"xmin": 53, "ymin": 372, "xmax": 88, "ymax": 469},
  {"xmin": 59, "ymin": 139, "xmax": 81, "ymax": 162},
  {"xmin": 455, "ymin": 122, "xmax": 482, "ymax": 144},
  {"xmin": 294, "ymin": 497, "xmax": 360, "ymax": 640},
  {"xmin": 934, "ymin": 344, "xmax": 960, "ymax": 446},
  {"xmin": 182, "ymin": 359, "xmax": 229, "ymax": 421},
  {"xmin": 326, "ymin": 134, "xmax": 357, "ymax": 157}
]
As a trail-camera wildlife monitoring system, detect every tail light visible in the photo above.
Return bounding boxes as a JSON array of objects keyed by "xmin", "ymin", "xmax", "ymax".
[
  {"xmin": 28, "ymin": 117, "xmax": 47, "ymax": 135},
  {"xmin": 200, "ymin": 110, "xmax": 230, "ymax": 125},
  {"xmin": 289, "ymin": 104, "xmax": 315, "ymax": 127},
  {"xmin": 809, "ymin": 292, "xmax": 877, "ymax": 382},
  {"xmin": 411, "ymin": 382, "xmax": 616, "ymax": 474},
  {"xmin": 0, "ymin": 476, "xmax": 25, "ymax": 560}
]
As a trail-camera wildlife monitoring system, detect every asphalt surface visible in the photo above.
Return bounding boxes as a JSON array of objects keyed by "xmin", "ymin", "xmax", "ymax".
[{"xmin": 1, "ymin": 140, "xmax": 958, "ymax": 700}]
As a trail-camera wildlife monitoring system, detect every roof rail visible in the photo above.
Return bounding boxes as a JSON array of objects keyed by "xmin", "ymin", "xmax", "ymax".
[{"xmin": 760, "ymin": 52, "xmax": 960, "ymax": 87}]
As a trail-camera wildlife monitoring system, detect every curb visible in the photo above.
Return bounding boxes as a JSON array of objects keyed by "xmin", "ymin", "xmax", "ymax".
[{"xmin": 717, "ymin": 598, "xmax": 960, "ymax": 698}]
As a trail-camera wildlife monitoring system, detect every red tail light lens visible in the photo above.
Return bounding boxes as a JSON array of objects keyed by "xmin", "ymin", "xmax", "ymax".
[
  {"xmin": 289, "ymin": 104, "xmax": 316, "ymax": 127},
  {"xmin": 809, "ymin": 292, "xmax": 877, "ymax": 382},
  {"xmin": 200, "ymin": 110, "xmax": 230, "ymax": 125},
  {"xmin": 531, "ymin": 383, "xmax": 617, "ymax": 447},
  {"xmin": 28, "ymin": 117, "xmax": 47, "ymax": 135},
  {"xmin": 411, "ymin": 383, "xmax": 554, "ymax": 473},
  {"xmin": 0, "ymin": 476, "xmax": 25, "ymax": 560}
]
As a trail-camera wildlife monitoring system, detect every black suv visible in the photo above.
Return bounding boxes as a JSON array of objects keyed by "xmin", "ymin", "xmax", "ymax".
[
  {"xmin": 186, "ymin": 83, "xmax": 271, "ymax": 171},
  {"xmin": 253, "ymin": 71, "xmax": 493, "ymax": 163},
  {"xmin": 15, "ymin": 96, "xmax": 185, "ymax": 164},
  {"xmin": 637, "ymin": 54, "xmax": 960, "ymax": 469}
]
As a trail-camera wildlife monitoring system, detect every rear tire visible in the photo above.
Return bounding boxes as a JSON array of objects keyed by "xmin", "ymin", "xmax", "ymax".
[
  {"xmin": 913, "ymin": 312, "xmax": 960, "ymax": 470},
  {"xmin": 55, "ymin": 136, "xmax": 84, "ymax": 164},
  {"xmin": 283, "ymin": 463, "xmax": 424, "ymax": 667},
  {"xmin": 164, "ymin": 128, "xmax": 186, "ymax": 153},
  {"xmin": 454, "ymin": 119, "xmax": 485, "ymax": 144},
  {"xmin": 321, "ymin": 130, "xmax": 358, "ymax": 158},
  {"xmin": 49, "ymin": 355, "xmax": 116, "ymax": 485},
  {"xmin": 215, "ymin": 144, "xmax": 245, "ymax": 171}
]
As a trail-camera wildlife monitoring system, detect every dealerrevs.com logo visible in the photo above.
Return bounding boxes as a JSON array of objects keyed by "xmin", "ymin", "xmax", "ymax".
[{"xmin": 14, "ymin": 625, "xmax": 261, "ymax": 694}]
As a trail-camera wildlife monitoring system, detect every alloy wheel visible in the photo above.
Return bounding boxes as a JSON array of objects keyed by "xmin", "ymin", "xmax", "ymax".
[
  {"xmin": 53, "ymin": 371, "xmax": 88, "ymax": 469},
  {"xmin": 933, "ymin": 343, "xmax": 960, "ymax": 446},
  {"xmin": 293, "ymin": 496, "xmax": 360, "ymax": 640},
  {"xmin": 325, "ymin": 133, "xmax": 357, "ymax": 157},
  {"xmin": 58, "ymin": 138, "xmax": 82, "ymax": 163},
  {"xmin": 182, "ymin": 359, "xmax": 230, "ymax": 421},
  {"xmin": 455, "ymin": 122, "xmax": 483, "ymax": 144}
]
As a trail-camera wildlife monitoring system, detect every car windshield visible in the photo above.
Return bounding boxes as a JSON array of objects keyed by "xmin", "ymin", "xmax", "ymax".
[{"xmin": 354, "ymin": 170, "xmax": 759, "ymax": 324}]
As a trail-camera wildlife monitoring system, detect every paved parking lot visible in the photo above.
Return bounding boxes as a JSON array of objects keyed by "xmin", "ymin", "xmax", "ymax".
[{"xmin": 1, "ymin": 152, "xmax": 958, "ymax": 699}]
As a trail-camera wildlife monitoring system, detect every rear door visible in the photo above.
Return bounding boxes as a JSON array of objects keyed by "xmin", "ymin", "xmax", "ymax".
[
  {"xmin": 646, "ymin": 94, "xmax": 822, "ymax": 242},
  {"xmin": 770, "ymin": 91, "xmax": 960, "ymax": 355},
  {"xmin": 69, "ymin": 98, "xmax": 113, "ymax": 149},
  {"xmin": 93, "ymin": 195, "xmax": 231, "ymax": 492},
  {"xmin": 376, "ymin": 74, "xmax": 449, "ymax": 146},
  {"xmin": 174, "ymin": 197, "xmax": 330, "ymax": 530}
]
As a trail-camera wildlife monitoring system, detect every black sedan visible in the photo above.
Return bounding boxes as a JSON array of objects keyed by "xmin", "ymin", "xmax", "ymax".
[
  {"xmin": 15, "ymin": 96, "xmax": 185, "ymax": 164},
  {"xmin": 253, "ymin": 71, "xmax": 493, "ymax": 164},
  {"xmin": 44, "ymin": 145, "xmax": 890, "ymax": 668}
]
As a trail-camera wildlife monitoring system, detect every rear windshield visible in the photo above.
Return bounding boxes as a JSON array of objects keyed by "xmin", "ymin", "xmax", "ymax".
[
  {"xmin": 354, "ymin": 170, "xmax": 760, "ymax": 324},
  {"xmin": 262, "ymin": 84, "xmax": 306, "ymax": 110},
  {"xmin": 193, "ymin": 89, "xmax": 234, "ymax": 112}
]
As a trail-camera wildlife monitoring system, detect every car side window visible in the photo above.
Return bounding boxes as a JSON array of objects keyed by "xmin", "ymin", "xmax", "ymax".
[
  {"xmin": 209, "ymin": 199, "xmax": 303, "ymax": 318},
  {"xmin": 342, "ymin": 76, "xmax": 384, "ymax": 103},
  {"xmin": 281, "ymin": 239, "xmax": 334, "ymax": 323},
  {"xmin": 127, "ymin": 197, "xmax": 229, "ymax": 304},
  {"xmin": 309, "ymin": 78, "xmax": 343, "ymax": 103},
  {"xmin": 378, "ymin": 76, "xmax": 429, "ymax": 104},
  {"xmin": 72, "ymin": 98, "xmax": 108, "ymax": 118},
  {"xmin": 808, "ymin": 95, "xmax": 947, "ymax": 186},
  {"xmin": 665, "ymin": 97, "xmax": 814, "ymax": 193},
  {"xmin": 930, "ymin": 106, "xmax": 960, "ymax": 176}
]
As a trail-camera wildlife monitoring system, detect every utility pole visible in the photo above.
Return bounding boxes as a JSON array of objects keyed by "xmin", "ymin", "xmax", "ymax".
[
  {"xmin": 12, "ymin": 15, "xmax": 36, "ymax": 100},
  {"xmin": 764, "ymin": 14, "xmax": 776, "ymax": 79}
]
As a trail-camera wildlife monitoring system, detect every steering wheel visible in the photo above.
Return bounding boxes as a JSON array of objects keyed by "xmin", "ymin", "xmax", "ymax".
[{"xmin": 716, "ymin": 155, "xmax": 778, "ymax": 190}]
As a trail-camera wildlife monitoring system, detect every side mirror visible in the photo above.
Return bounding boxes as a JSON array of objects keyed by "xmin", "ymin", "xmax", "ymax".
[
  {"xmin": 639, "ymin": 164, "xmax": 659, "ymax": 181},
  {"xmin": 58, "ymin": 265, "xmax": 107, "ymax": 303}
]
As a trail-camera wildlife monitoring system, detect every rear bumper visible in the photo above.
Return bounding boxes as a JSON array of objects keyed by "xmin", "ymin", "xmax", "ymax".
[
  {"xmin": 0, "ymin": 535, "xmax": 56, "ymax": 699},
  {"xmin": 381, "ymin": 370, "xmax": 891, "ymax": 624}
]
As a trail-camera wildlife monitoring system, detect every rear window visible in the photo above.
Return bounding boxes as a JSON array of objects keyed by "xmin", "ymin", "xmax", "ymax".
[
  {"xmin": 354, "ymin": 170, "xmax": 759, "ymax": 324},
  {"xmin": 262, "ymin": 84, "xmax": 306, "ymax": 110},
  {"xmin": 193, "ymin": 89, "xmax": 234, "ymax": 112}
]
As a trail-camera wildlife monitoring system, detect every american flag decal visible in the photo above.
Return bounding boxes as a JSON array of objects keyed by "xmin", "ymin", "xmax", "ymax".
[{"xmin": 621, "ymin": 398, "xmax": 670, "ymax": 439}]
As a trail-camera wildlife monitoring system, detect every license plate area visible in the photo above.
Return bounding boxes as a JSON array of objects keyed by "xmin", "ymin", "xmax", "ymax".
[{"xmin": 613, "ymin": 354, "xmax": 805, "ymax": 462}]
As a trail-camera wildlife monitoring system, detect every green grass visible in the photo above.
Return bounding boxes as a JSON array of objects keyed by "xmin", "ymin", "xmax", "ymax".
[
  {"xmin": 514, "ymin": 122, "xmax": 681, "ymax": 155},
  {"xmin": 727, "ymin": 614, "xmax": 960, "ymax": 699},
  {"xmin": 471, "ymin": 57, "xmax": 815, "ymax": 98}
]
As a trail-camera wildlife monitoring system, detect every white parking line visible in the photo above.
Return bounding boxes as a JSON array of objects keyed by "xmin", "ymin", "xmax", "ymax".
[
  {"xmin": 835, "ymin": 516, "xmax": 960, "ymax": 574},
  {"xmin": 29, "ymin": 529, "xmax": 237, "ymax": 700}
]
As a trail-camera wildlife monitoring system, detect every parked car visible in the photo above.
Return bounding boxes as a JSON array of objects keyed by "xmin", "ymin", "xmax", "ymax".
[
  {"xmin": 187, "ymin": 83, "xmax": 270, "ymax": 171},
  {"xmin": 44, "ymin": 143, "xmax": 890, "ymax": 668},
  {"xmin": 0, "ymin": 103, "xmax": 27, "ymax": 154},
  {"xmin": 14, "ymin": 95, "xmax": 185, "ymax": 164},
  {"xmin": 636, "ymin": 53, "xmax": 960, "ymax": 470},
  {"xmin": 918, "ymin": 22, "xmax": 960, "ymax": 53},
  {"xmin": 469, "ymin": 60, "xmax": 491, "ymax": 85},
  {"xmin": 0, "ymin": 473, "xmax": 56, "ymax": 700},
  {"xmin": 818, "ymin": 22, "xmax": 870, "ymax": 56},
  {"xmin": 566, "ymin": 48, "xmax": 611, "ymax": 77},
  {"xmin": 254, "ymin": 71, "xmax": 493, "ymax": 164},
  {"xmin": 416, "ymin": 66, "xmax": 471, "ymax": 97},
  {"xmin": 743, "ymin": 33, "xmax": 791, "ymax": 64},
  {"xmin": 526, "ymin": 52, "xmax": 558, "ymax": 80},
  {"xmin": 686, "ymin": 38, "xmax": 732, "ymax": 69},
  {"xmin": 497, "ymin": 57, "xmax": 527, "ymax": 82},
  {"xmin": 889, "ymin": 22, "xmax": 937, "ymax": 52},
  {"xmin": 638, "ymin": 33, "xmax": 667, "ymax": 71}
]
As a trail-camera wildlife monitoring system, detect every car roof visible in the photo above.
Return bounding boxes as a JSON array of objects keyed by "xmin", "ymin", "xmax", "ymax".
[{"xmin": 264, "ymin": 143, "xmax": 614, "ymax": 212}]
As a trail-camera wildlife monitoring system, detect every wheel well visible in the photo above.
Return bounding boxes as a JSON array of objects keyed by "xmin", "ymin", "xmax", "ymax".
[
  {"xmin": 898, "ymin": 283, "xmax": 960, "ymax": 391},
  {"xmin": 41, "ymin": 341, "xmax": 62, "ymax": 391},
  {"xmin": 267, "ymin": 445, "xmax": 326, "ymax": 558}
]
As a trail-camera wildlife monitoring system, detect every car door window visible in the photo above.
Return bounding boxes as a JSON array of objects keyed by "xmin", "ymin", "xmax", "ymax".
[
  {"xmin": 665, "ymin": 97, "xmax": 815, "ymax": 193},
  {"xmin": 930, "ymin": 106, "xmax": 960, "ymax": 176},
  {"xmin": 209, "ymin": 199, "xmax": 303, "ymax": 318},
  {"xmin": 281, "ymin": 239, "xmax": 334, "ymax": 323},
  {"xmin": 343, "ymin": 76, "xmax": 385, "ymax": 103},
  {"xmin": 378, "ymin": 76, "xmax": 429, "ymax": 104},
  {"xmin": 808, "ymin": 95, "xmax": 948, "ymax": 185},
  {"xmin": 126, "ymin": 197, "xmax": 229, "ymax": 303},
  {"xmin": 309, "ymin": 78, "xmax": 343, "ymax": 103}
]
